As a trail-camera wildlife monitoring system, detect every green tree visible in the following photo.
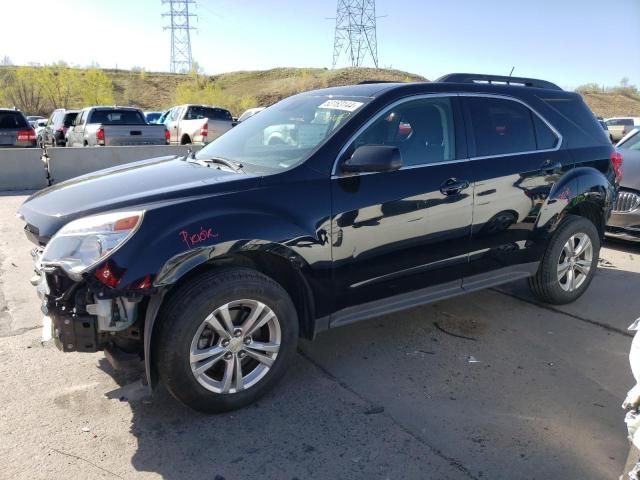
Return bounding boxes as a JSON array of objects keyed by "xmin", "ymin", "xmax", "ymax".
[
  {"xmin": 80, "ymin": 68, "xmax": 114, "ymax": 105},
  {"xmin": 40, "ymin": 63, "xmax": 82, "ymax": 109},
  {"xmin": 2, "ymin": 67, "xmax": 46, "ymax": 114}
]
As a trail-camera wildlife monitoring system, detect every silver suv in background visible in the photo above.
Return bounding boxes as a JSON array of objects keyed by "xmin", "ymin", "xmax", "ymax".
[
  {"xmin": 164, "ymin": 104, "xmax": 234, "ymax": 144},
  {"xmin": 0, "ymin": 109, "xmax": 37, "ymax": 147},
  {"xmin": 606, "ymin": 117, "xmax": 640, "ymax": 142},
  {"xmin": 67, "ymin": 106, "xmax": 169, "ymax": 147},
  {"xmin": 41, "ymin": 109, "xmax": 79, "ymax": 146}
]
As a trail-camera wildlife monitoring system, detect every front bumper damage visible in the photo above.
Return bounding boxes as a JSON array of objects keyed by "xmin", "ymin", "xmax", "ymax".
[{"xmin": 32, "ymin": 248, "xmax": 146, "ymax": 355}]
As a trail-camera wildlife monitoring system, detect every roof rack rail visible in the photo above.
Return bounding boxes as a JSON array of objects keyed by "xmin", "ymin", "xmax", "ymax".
[
  {"xmin": 358, "ymin": 80, "xmax": 404, "ymax": 85},
  {"xmin": 436, "ymin": 73, "xmax": 562, "ymax": 91}
]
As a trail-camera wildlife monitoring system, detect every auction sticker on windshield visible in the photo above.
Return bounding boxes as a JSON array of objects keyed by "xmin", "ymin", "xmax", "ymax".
[{"xmin": 318, "ymin": 100, "xmax": 364, "ymax": 112}]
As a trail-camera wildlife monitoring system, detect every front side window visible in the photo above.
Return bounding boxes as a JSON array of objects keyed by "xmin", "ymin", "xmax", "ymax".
[
  {"xmin": 345, "ymin": 97, "xmax": 456, "ymax": 167},
  {"xmin": 196, "ymin": 95, "xmax": 370, "ymax": 172},
  {"xmin": 466, "ymin": 97, "xmax": 539, "ymax": 157}
]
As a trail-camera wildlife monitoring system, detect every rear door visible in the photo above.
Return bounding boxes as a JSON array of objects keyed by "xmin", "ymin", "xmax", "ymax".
[
  {"xmin": 462, "ymin": 95, "xmax": 566, "ymax": 285},
  {"xmin": 330, "ymin": 95, "xmax": 473, "ymax": 315}
]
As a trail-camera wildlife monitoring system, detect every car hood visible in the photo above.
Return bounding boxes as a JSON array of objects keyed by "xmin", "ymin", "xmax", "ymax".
[
  {"xmin": 19, "ymin": 155, "xmax": 260, "ymax": 241},
  {"xmin": 621, "ymin": 148, "xmax": 640, "ymax": 190}
]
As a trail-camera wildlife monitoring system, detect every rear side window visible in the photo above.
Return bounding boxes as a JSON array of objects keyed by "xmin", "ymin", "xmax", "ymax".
[
  {"xmin": 0, "ymin": 111, "xmax": 29, "ymax": 129},
  {"xmin": 466, "ymin": 97, "xmax": 536, "ymax": 157},
  {"xmin": 63, "ymin": 112, "xmax": 78, "ymax": 127},
  {"xmin": 186, "ymin": 106, "xmax": 232, "ymax": 121},
  {"xmin": 89, "ymin": 109, "xmax": 146, "ymax": 125}
]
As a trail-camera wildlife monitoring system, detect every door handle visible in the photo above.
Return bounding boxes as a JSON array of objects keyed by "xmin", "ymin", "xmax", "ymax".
[
  {"xmin": 540, "ymin": 159, "xmax": 562, "ymax": 174},
  {"xmin": 440, "ymin": 178, "xmax": 470, "ymax": 196}
]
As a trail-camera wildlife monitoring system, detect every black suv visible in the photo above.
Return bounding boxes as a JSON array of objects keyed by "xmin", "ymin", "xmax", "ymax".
[
  {"xmin": 19, "ymin": 74, "xmax": 618, "ymax": 412},
  {"xmin": 42, "ymin": 109, "xmax": 79, "ymax": 146}
]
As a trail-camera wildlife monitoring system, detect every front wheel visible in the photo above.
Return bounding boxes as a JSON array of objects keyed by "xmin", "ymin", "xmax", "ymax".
[
  {"xmin": 528, "ymin": 215, "xmax": 600, "ymax": 305},
  {"xmin": 155, "ymin": 268, "xmax": 298, "ymax": 413}
]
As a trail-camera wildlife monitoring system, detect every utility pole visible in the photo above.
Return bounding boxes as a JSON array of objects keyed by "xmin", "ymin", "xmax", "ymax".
[
  {"xmin": 162, "ymin": 0, "xmax": 197, "ymax": 73},
  {"xmin": 332, "ymin": 0, "xmax": 379, "ymax": 69}
]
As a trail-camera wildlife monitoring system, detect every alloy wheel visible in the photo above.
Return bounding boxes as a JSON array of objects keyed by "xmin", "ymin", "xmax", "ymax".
[
  {"xmin": 557, "ymin": 233, "xmax": 593, "ymax": 292},
  {"xmin": 189, "ymin": 299, "xmax": 281, "ymax": 394}
]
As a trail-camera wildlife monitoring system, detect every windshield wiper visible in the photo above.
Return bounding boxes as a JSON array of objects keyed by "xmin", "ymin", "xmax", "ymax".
[{"xmin": 188, "ymin": 153, "xmax": 245, "ymax": 173}]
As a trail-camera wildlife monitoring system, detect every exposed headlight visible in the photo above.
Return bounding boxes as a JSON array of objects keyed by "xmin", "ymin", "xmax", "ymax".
[{"xmin": 41, "ymin": 211, "xmax": 144, "ymax": 280}]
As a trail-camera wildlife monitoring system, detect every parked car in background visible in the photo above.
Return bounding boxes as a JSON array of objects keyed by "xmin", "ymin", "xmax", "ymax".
[
  {"xmin": 608, "ymin": 128, "xmax": 640, "ymax": 241},
  {"xmin": 19, "ymin": 73, "xmax": 618, "ymax": 413},
  {"xmin": 34, "ymin": 119, "xmax": 48, "ymax": 146},
  {"xmin": 26, "ymin": 115, "xmax": 46, "ymax": 128},
  {"xmin": 67, "ymin": 106, "xmax": 169, "ymax": 147},
  {"xmin": 238, "ymin": 107, "xmax": 265, "ymax": 123},
  {"xmin": 0, "ymin": 109, "xmax": 37, "ymax": 147},
  {"xmin": 41, "ymin": 109, "xmax": 79, "ymax": 147},
  {"xmin": 597, "ymin": 118, "xmax": 614, "ymax": 142},
  {"xmin": 145, "ymin": 111, "xmax": 162, "ymax": 124},
  {"xmin": 164, "ymin": 104, "xmax": 234, "ymax": 144},
  {"xmin": 606, "ymin": 117, "xmax": 640, "ymax": 142}
]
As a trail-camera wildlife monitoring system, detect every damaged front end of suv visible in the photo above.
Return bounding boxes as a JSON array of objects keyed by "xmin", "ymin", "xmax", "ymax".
[{"xmin": 29, "ymin": 210, "xmax": 149, "ymax": 356}]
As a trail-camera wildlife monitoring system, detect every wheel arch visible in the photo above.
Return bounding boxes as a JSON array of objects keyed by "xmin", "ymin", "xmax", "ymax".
[
  {"xmin": 143, "ymin": 243, "xmax": 317, "ymax": 391},
  {"xmin": 537, "ymin": 166, "xmax": 613, "ymax": 239}
]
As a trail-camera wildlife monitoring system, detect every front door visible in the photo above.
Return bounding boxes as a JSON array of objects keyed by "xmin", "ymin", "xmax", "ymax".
[{"xmin": 330, "ymin": 96, "xmax": 473, "ymax": 314}]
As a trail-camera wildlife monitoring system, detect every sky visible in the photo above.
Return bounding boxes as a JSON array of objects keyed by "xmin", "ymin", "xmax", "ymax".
[{"xmin": 1, "ymin": 0, "xmax": 639, "ymax": 89}]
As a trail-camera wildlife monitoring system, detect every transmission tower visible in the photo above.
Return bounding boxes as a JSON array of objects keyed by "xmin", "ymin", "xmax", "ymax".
[
  {"xmin": 162, "ymin": 0, "xmax": 197, "ymax": 73},
  {"xmin": 332, "ymin": 0, "xmax": 379, "ymax": 69}
]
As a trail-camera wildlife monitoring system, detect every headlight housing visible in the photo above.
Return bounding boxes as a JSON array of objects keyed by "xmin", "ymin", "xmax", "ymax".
[{"xmin": 41, "ymin": 211, "xmax": 144, "ymax": 280}]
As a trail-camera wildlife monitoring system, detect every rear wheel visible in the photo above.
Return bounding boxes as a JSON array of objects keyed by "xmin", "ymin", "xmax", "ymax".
[
  {"xmin": 528, "ymin": 215, "xmax": 600, "ymax": 304},
  {"xmin": 155, "ymin": 268, "xmax": 298, "ymax": 413}
]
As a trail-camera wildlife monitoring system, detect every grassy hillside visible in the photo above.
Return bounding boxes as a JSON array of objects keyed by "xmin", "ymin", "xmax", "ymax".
[
  {"xmin": 72, "ymin": 67, "xmax": 640, "ymax": 118},
  {"xmin": 1, "ymin": 65, "xmax": 638, "ymax": 118}
]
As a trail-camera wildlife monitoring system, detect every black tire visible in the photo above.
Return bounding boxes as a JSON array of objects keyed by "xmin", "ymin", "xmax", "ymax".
[
  {"xmin": 155, "ymin": 268, "xmax": 298, "ymax": 413},
  {"xmin": 528, "ymin": 215, "xmax": 600, "ymax": 305}
]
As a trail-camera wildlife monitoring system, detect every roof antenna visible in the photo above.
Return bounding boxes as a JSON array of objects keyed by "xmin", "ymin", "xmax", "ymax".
[{"xmin": 508, "ymin": 66, "xmax": 515, "ymax": 77}]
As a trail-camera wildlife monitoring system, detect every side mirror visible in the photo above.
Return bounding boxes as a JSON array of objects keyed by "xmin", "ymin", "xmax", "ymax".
[{"xmin": 342, "ymin": 145, "xmax": 402, "ymax": 173}]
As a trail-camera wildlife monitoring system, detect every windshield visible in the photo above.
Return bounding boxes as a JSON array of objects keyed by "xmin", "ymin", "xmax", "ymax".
[
  {"xmin": 195, "ymin": 95, "xmax": 370, "ymax": 172},
  {"xmin": 620, "ymin": 130, "xmax": 640, "ymax": 151}
]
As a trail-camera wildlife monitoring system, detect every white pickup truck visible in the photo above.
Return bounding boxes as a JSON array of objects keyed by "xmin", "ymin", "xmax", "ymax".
[
  {"xmin": 163, "ymin": 104, "xmax": 235, "ymax": 145},
  {"xmin": 67, "ymin": 107, "xmax": 169, "ymax": 147}
]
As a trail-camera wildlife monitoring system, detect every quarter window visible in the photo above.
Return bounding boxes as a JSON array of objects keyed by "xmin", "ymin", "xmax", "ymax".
[{"xmin": 347, "ymin": 97, "xmax": 456, "ymax": 167}]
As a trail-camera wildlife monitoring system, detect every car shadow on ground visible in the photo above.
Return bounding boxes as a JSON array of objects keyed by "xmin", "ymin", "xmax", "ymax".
[
  {"xmin": 99, "ymin": 350, "xmax": 464, "ymax": 479},
  {"xmin": 97, "ymin": 261, "xmax": 640, "ymax": 479}
]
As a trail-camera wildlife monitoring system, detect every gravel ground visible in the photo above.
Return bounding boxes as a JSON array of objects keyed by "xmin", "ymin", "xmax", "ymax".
[{"xmin": 1, "ymin": 193, "xmax": 639, "ymax": 479}]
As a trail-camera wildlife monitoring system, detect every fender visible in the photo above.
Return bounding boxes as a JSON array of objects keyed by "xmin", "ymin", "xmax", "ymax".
[
  {"xmin": 536, "ymin": 166, "xmax": 614, "ymax": 236},
  {"xmin": 141, "ymin": 238, "xmax": 318, "ymax": 391}
]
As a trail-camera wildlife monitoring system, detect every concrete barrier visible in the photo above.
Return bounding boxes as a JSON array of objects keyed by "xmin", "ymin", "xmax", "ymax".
[
  {"xmin": 0, "ymin": 148, "xmax": 48, "ymax": 191},
  {"xmin": 47, "ymin": 145, "xmax": 202, "ymax": 184}
]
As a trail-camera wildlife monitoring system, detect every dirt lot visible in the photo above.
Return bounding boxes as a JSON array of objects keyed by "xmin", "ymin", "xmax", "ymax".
[{"xmin": 1, "ymin": 192, "xmax": 639, "ymax": 479}]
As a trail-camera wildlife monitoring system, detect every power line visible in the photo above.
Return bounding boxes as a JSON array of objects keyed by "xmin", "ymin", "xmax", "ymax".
[
  {"xmin": 162, "ymin": 0, "xmax": 197, "ymax": 73},
  {"xmin": 332, "ymin": 0, "xmax": 379, "ymax": 69}
]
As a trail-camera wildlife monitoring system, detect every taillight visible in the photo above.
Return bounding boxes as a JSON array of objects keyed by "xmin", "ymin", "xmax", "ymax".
[
  {"xmin": 200, "ymin": 123, "xmax": 208, "ymax": 138},
  {"xmin": 164, "ymin": 128, "xmax": 170, "ymax": 144},
  {"xmin": 96, "ymin": 127, "xmax": 105, "ymax": 142},
  {"xmin": 611, "ymin": 150, "xmax": 623, "ymax": 184},
  {"xmin": 17, "ymin": 129, "xmax": 36, "ymax": 141}
]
